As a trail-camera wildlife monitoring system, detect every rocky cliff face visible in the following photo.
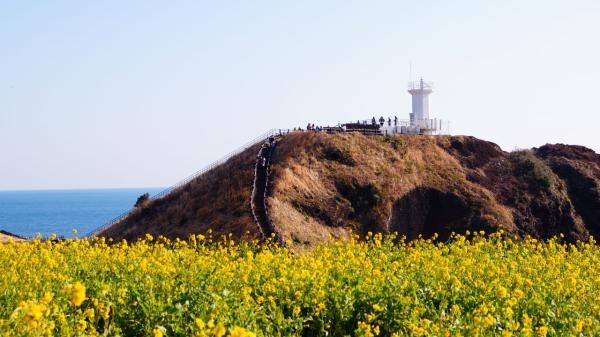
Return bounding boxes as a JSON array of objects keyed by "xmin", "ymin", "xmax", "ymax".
[
  {"xmin": 535, "ymin": 144, "xmax": 600, "ymax": 239},
  {"xmin": 101, "ymin": 132, "xmax": 600, "ymax": 247}
]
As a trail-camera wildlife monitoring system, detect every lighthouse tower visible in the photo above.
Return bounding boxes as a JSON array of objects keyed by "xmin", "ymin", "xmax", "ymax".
[{"xmin": 408, "ymin": 78, "xmax": 433, "ymax": 126}]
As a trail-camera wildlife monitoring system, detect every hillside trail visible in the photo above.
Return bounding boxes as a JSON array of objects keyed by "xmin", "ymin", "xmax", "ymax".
[{"xmin": 251, "ymin": 136, "xmax": 285, "ymax": 245}]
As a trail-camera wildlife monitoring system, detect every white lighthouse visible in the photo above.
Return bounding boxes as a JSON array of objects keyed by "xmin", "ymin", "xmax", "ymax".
[
  {"xmin": 346, "ymin": 76, "xmax": 449, "ymax": 136},
  {"xmin": 408, "ymin": 77, "xmax": 433, "ymax": 126}
]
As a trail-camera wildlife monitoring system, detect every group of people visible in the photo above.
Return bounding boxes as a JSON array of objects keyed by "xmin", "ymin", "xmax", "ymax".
[
  {"xmin": 365, "ymin": 116, "xmax": 400, "ymax": 127},
  {"xmin": 305, "ymin": 123, "xmax": 324, "ymax": 131},
  {"xmin": 287, "ymin": 116, "xmax": 402, "ymax": 134},
  {"xmin": 289, "ymin": 124, "xmax": 326, "ymax": 132},
  {"xmin": 257, "ymin": 136, "xmax": 277, "ymax": 167}
]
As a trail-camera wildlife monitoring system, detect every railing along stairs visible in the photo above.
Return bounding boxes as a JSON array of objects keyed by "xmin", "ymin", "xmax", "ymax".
[{"xmin": 87, "ymin": 129, "xmax": 278, "ymax": 237}]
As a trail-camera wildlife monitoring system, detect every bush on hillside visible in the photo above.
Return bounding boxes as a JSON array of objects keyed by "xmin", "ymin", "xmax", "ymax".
[
  {"xmin": 509, "ymin": 150, "xmax": 554, "ymax": 190},
  {"xmin": 383, "ymin": 136, "xmax": 408, "ymax": 157},
  {"xmin": 134, "ymin": 193, "xmax": 150, "ymax": 209},
  {"xmin": 321, "ymin": 145, "xmax": 356, "ymax": 166},
  {"xmin": 336, "ymin": 181, "xmax": 382, "ymax": 216}
]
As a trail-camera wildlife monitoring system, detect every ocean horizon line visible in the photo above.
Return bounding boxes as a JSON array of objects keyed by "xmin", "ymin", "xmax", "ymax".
[{"xmin": 0, "ymin": 186, "xmax": 167, "ymax": 193}]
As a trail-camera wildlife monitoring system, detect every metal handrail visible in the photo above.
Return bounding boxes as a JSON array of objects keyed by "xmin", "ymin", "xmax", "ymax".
[
  {"xmin": 87, "ymin": 129, "xmax": 278, "ymax": 237},
  {"xmin": 408, "ymin": 80, "xmax": 433, "ymax": 91}
]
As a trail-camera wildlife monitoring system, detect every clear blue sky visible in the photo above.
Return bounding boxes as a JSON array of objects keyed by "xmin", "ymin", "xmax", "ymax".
[{"xmin": 1, "ymin": 1, "xmax": 599, "ymax": 190}]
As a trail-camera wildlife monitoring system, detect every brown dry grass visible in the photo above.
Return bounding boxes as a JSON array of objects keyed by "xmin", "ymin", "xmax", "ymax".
[
  {"xmin": 100, "ymin": 131, "xmax": 600, "ymax": 247},
  {"xmin": 0, "ymin": 232, "xmax": 25, "ymax": 243},
  {"xmin": 98, "ymin": 143, "xmax": 263, "ymax": 242},
  {"xmin": 268, "ymin": 133, "xmax": 515, "ymax": 249}
]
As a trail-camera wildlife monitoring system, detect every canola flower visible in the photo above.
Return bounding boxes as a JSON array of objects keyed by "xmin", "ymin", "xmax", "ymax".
[
  {"xmin": 0, "ymin": 231, "xmax": 600, "ymax": 336},
  {"xmin": 68, "ymin": 282, "xmax": 86, "ymax": 307}
]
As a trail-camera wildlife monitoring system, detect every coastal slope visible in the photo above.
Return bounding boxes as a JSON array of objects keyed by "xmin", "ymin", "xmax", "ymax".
[{"xmin": 99, "ymin": 132, "xmax": 600, "ymax": 246}]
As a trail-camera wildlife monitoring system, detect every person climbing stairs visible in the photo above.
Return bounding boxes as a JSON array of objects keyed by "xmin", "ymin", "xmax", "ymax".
[{"xmin": 251, "ymin": 136, "xmax": 284, "ymax": 244}]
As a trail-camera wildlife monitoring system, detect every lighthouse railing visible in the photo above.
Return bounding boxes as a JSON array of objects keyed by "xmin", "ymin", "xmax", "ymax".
[{"xmin": 407, "ymin": 81, "xmax": 434, "ymax": 90}]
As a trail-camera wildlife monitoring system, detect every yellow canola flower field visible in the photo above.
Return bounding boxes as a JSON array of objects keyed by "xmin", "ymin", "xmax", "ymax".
[{"xmin": 1, "ymin": 232, "xmax": 600, "ymax": 336}]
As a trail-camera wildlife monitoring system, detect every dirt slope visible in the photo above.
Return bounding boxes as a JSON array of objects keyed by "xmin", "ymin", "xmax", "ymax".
[{"xmin": 101, "ymin": 132, "xmax": 600, "ymax": 246}]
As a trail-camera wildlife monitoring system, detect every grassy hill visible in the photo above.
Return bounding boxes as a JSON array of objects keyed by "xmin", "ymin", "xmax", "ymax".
[{"xmin": 98, "ymin": 132, "xmax": 600, "ymax": 248}]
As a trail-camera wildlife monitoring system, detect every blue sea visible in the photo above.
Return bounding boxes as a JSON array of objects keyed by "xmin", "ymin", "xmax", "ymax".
[{"xmin": 0, "ymin": 188, "xmax": 163, "ymax": 239}]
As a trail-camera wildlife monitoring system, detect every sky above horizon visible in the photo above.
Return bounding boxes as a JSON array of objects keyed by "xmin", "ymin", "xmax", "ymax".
[{"xmin": 1, "ymin": 1, "xmax": 599, "ymax": 190}]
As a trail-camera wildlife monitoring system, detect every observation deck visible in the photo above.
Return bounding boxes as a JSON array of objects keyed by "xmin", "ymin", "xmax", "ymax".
[{"xmin": 408, "ymin": 79, "xmax": 433, "ymax": 93}]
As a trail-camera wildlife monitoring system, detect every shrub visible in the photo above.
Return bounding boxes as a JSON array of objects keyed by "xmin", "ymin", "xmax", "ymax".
[
  {"xmin": 336, "ymin": 181, "xmax": 382, "ymax": 215},
  {"xmin": 383, "ymin": 136, "xmax": 408, "ymax": 157},
  {"xmin": 134, "ymin": 193, "xmax": 150, "ymax": 208},
  {"xmin": 321, "ymin": 145, "xmax": 356, "ymax": 166},
  {"xmin": 509, "ymin": 150, "xmax": 554, "ymax": 190}
]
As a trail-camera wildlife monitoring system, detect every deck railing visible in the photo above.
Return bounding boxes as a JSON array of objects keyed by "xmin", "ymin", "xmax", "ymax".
[{"xmin": 87, "ymin": 129, "xmax": 278, "ymax": 237}]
